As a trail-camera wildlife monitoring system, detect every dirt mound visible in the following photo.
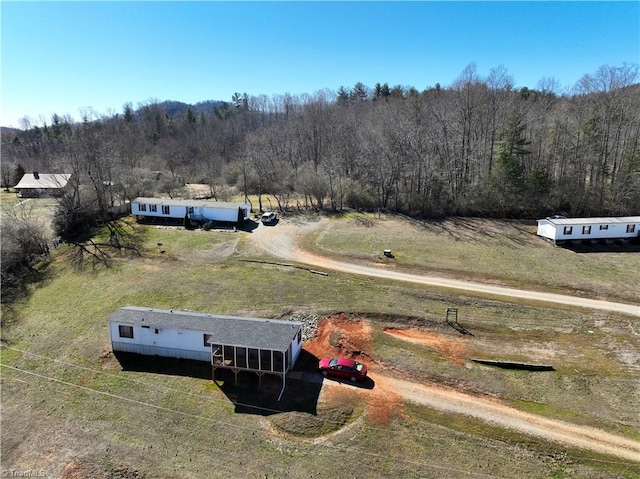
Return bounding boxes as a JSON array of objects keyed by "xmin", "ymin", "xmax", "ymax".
[
  {"xmin": 304, "ymin": 314, "xmax": 405, "ymax": 425},
  {"xmin": 303, "ymin": 313, "xmax": 372, "ymax": 360},
  {"xmin": 304, "ymin": 316, "xmax": 476, "ymax": 425},
  {"xmin": 383, "ymin": 327, "xmax": 469, "ymax": 366}
]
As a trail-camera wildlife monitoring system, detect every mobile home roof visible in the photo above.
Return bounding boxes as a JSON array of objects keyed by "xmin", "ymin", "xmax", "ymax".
[
  {"xmin": 542, "ymin": 216, "xmax": 640, "ymax": 226},
  {"xmin": 132, "ymin": 197, "xmax": 248, "ymax": 210},
  {"xmin": 108, "ymin": 307, "xmax": 302, "ymax": 351}
]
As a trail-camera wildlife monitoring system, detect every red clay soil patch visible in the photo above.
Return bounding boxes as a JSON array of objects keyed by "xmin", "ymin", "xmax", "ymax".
[
  {"xmin": 383, "ymin": 328, "xmax": 468, "ymax": 366},
  {"xmin": 363, "ymin": 374, "xmax": 407, "ymax": 425},
  {"xmin": 304, "ymin": 313, "xmax": 373, "ymax": 361},
  {"xmin": 305, "ymin": 314, "xmax": 404, "ymax": 425}
]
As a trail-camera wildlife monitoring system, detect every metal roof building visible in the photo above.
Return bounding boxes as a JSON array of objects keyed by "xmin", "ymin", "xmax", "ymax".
[{"xmin": 14, "ymin": 172, "xmax": 72, "ymax": 197}]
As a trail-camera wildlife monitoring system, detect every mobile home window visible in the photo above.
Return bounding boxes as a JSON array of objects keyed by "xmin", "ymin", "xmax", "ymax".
[
  {"xmin": 187, "ymin": 207, "xmax": 194, "ymax": 214},
  {"xmin": 582, "ymin": 226, "xmax": 591, "ymax": 235},
  {"xmin": 150, "ymin": 204, "xmax": 157, "ymax": 212},
  {"xmin": 162, "ymin": 205, "xmax": 170, "ymax": 215},
  {"xmin": 118, "ymin": 325, "xmax": 134, "ymax": 338},
  {"xmin": 599, "ymin": 225, "xmax": 609, "ymax": 230},
  {"xmin": 563, "ymin": 226, "xmax": 573, "ymax": 235},
  {"xmin": 139, "ymin": 204, "xmax": 147, "ymax": 212},
  {"xmin": 203, "ymin": 333, "xmax": 212, "ymax": 347},
  {"xmin": 627, "ymin": 225, "xmax": 636, "ymax": 233}
]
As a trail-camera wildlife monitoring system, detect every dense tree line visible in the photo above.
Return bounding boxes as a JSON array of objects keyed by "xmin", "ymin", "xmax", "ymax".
[{"xmin": 3, "ymin": 63, "xmax": 639, "ymax": 224}]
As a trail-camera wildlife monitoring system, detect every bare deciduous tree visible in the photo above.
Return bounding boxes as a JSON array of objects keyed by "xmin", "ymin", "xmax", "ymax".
[{"xmin": 1, "ymin": 202, "xmax": 50, "ymax": 286}]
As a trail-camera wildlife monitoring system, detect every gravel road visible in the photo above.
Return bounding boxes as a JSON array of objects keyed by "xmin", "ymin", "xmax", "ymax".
[
  {"xmin": 252, "ymin": 217, "xmax": 639, "ymax": 317},
  {"xmin": 380, "ymin": 375, "xmax": 640, "ymax": 462}
]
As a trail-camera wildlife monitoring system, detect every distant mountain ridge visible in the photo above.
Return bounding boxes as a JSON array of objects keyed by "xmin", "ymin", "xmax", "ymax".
[
  {"xmin": 0, "ymin": 100, "xmax": 227, "ymax": 130},
  {"xmin": 4, "ymin": 81, "xmax": 640, "ymax": 130},
  {"xmin": 150, "ymin": 100, "xmax": 226, "ymax": 118},
  {"xmin": 0, "ymin": 126, "xmax": 22, "ymax": 135}
]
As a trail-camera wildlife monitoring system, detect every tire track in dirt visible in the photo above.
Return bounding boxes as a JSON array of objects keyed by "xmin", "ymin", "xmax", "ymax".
[{"xmin": 382, "ymin": 376, "xmax": 640, "ymax": 462}]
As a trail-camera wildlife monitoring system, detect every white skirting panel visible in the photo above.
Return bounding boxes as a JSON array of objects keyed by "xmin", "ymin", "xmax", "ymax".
[{"xmin": 111, "ymin": 341, "xmax": 210, "ymax": 362}]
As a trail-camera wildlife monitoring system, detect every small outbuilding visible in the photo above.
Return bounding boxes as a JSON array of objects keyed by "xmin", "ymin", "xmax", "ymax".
[
  {"xmin": 108, "ymin": 307, "xmax": 304, "ymax": 399},
  {"xmin": 14, "ymin": 172, "xmax": 72, "ymax": 198},
  {"xmin": 131, "ymin": 197, "xmax": 251, "ymax": 226},
  {"xmin": 537, "ymin": 216, "xmax": 640, "ymax": 246}
]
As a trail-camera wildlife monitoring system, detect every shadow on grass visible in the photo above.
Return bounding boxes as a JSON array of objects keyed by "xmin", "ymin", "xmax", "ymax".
[
  {"xmin": 258, "ymin": 218, "xmax": 279, "ymax": 227},
  {"xmin": 560, "ymin": 239, "xmax": 640, "ymax": 253},
  {"xmin": 426, "ymin": 216, "xmax": 536, "ymax": 246},
  {"xmin": 113, "ymin": 349, "xmax": 323, "ymax": 416},
  {"xmin": 1, "ymin": 262, "xmax": 54, "ymax": 328},
  {"xmin": 114, "ymin": 351, "xmax": 212, "ymax": 379},
  {"xmin": 136, "ymin": 217, "xmax": 260, "ymax": 233},
  {"xmin": 320, "ymin": 375, "xmax": 375, "ymax": 390},
  {"xmin": 217, "ymin": 370, "xmax": 322, "ymax": 416},
  {"xmin": 238, "ymin": 220, "xmax": 259, "ymax": 233},
  {"xmin": 218, "ymin": 349, "xmax": 323, "ymax": 416}
]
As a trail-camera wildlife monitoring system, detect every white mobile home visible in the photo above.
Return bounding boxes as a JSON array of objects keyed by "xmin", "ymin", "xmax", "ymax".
[
  {"xmin": 108, "ymin": 307, "xmax": 304, "ymax": 399},
  {"xmin": 131, "ymin": 197, "xmax": 251, "ymax": 225},
  {"xmin": 537, "ymin": 216, "xmax": 640, "ymax": 246}
]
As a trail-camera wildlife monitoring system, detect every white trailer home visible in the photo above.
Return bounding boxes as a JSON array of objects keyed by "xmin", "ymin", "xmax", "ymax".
[
  {"xmin": 108, "ymin": 307, "xmax": 304, "ymax": 399},
  {"xmin": 537, "ymin": 216, "xmax": 640, "ymax": 246},
  {"xmin": 131, "ymin": 197, "xmax": 251, "ymax": 225}
]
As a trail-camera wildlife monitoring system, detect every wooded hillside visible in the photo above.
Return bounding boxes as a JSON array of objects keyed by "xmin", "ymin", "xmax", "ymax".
[{"xmin": 2, "ymin": 63, "xmax": 639, "ymax": 218}]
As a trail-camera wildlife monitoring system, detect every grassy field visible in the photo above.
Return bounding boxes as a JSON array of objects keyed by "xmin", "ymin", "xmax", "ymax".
[
  {"xmin": 1, "ymin": 207, "xmax": 639, "ymax": 478},
  {"xmin": 303, "ymin": 212, "xmax": 640, "ymax": 304}
]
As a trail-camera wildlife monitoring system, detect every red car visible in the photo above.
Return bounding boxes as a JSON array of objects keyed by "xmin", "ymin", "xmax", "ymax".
[{"xmin": 318, "ymin": 357, "xmax": 368, "ymax": 382}]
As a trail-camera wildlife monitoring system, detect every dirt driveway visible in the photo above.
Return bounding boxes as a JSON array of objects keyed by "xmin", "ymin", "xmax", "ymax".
[
  {"xmin": 249, "ymin": 217, "xmax": 640, "ymax": 461},
  {"xmin": 250, "ymin": 216, "xmax": 639, "ymax": 316}
]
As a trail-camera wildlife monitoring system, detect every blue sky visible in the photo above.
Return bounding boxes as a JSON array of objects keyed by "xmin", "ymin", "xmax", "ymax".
[{"xmin": 1, "ymin": 1, "xmax": 638, "ymax": 128}]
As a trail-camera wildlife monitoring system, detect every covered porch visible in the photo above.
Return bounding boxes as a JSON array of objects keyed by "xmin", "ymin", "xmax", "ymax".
[{"xmin": 209, "ymin": 340, "xmax": 293, "ymax": 401}]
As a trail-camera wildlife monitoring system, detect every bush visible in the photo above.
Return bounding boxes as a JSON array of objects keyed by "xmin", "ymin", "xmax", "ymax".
[
  {"xmin": 1, "ymin": 203, "xmax": 50, "ymax": 286},
  {"xmin": 343, "ymin": 180, "xmax": 376, "ymax": 210}
]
